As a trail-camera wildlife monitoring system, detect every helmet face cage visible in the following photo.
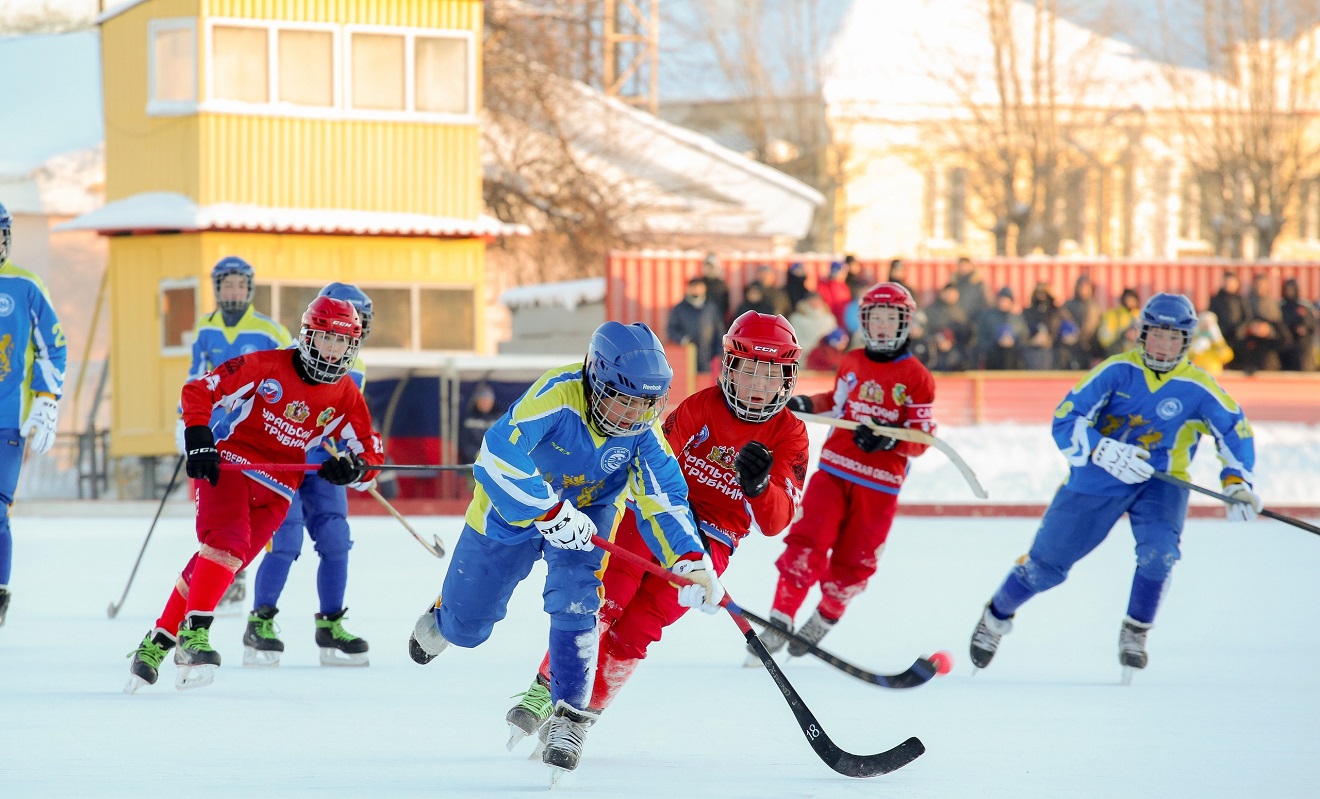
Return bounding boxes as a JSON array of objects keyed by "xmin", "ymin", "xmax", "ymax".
[
  {"xmin": 1139, "ymin": 293, "xmax": 1196, "ymax": 373},
  {"xmin": 860, "ymin": 301, "xmax": 911, "ymax": 353},
  {"xmin": 586, "ymin": 367, "xmax": 668, "ymax": 437},
  {"xmin": 0, "ymin": 203, "xmax": 11, "ymax": 264},
  {"xmin": 212, "ymin": 259, "xmax": 255, "ymax": 315},
  {"xmin": 720, "ymin": 354, "xmax": 797, "ymax": 422},
  {"xmin": 297, "ymin": 299, "xmax": 362, "ymax": 384}
]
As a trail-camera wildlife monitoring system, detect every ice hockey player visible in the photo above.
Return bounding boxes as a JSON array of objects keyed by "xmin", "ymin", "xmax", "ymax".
[
  {"xmin": 178, "ymin": 256, "xmax": 292, "ymax": 612},
  {"xmin": 504, "ymin": 312, "xmax": 809, "ymax": 752},
  {"xmin": 125, "ymin": 296, "xmax": 383, "ymax": 693},
  {"xmin": 407, "ymin": 321, "xmax": 724, "ymax": 782},
  {"xmin": 763, "ymin": 282, "xmax": 935, "ymax": 658},
  {"xmin": 243, "ymin": 283, "xmax": 374, "ymax": 668},
  {"xmin": 968, "ymin": 293, "xmax": 1260, "ymax": 682},
  {"xmin": 0, "ymin": 201, "xmax": 67, "ymax": 627}
]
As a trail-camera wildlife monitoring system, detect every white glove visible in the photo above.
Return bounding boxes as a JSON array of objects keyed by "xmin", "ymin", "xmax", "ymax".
[
  {"xmin": 20, "ymin": 395, "xmax": 59, "ymax": 456},
  {"xmin": 672, "ymin": 556, "xmax": 726, "ymax": 615},
  {"xmin": 1223, "ymin": 481, "xmax": 1262, "ymax": 522},
  {"xmin": 1091, "ymin": 437, "xmax": 1154, "ymax": 484},
  {"xmin": 174, "ymin": 418, "xmax": 187, "ymax": 455},
  {"xmin": 534, "ymin": 502, "xmax": 597, "ymax": 551},
  {"xmin": 347, "ymin": 478, "xmax": 375, "ymax": 493}
]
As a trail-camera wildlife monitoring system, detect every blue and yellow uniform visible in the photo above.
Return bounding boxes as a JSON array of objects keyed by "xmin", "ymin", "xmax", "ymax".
[
  {"xmin": 993, "ymin": 348, "xmax": 1255, "ymax": 625},
  {"xmin": 187, "ymin": 307, "xmax": 292, "ymax": 380}
]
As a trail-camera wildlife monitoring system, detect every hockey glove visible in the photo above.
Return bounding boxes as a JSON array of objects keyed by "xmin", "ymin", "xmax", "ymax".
[
  {"xmin": 20, "ymin": 394, "xmax": 59, "ymax": 456},
  {"xmin": 174, "ymin": 418, "xmax": 187, "ymax": 456},
  {"xmin": 785, "ymin": 395, "xmax": 813, "ymax": 414},
  {"xmin": 735, "ymin": 441, "xmax": 773, "ymax": 498},
  {"xmin": 1223, "ymin": 480, "xmax": 1262, "ymax": 522},
  {"xmin": 1090, "ymin": 437, "xmax": 1153, "ymax": 484},
  {"xmin": 183, "ymin": 425, "xmax": 221, "ymax": 486},
  {"xmin": 672, "ymin": 555, "xmax": 726, "ymax": 615},
  {"xmin": 319, "ymin": 450, "xmax": 369, "ymax": 486},
  {"xmin": 535, "ymin": 502, "xmax": 597, "ymax": 551},
  {"xmin": 853, "ymin": 419, "xmax": 898, "ymax": 453}
]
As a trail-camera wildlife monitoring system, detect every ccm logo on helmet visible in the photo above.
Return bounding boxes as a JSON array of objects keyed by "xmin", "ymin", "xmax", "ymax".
[{"xmin": 753, "ymin": 345, "xmax": 778, "ymax": 352}]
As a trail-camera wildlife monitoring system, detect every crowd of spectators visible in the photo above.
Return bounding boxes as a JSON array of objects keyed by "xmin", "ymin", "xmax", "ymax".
[{"xmin": 667, "ymin": 255, "xmax": 1320, "ymax": 375}]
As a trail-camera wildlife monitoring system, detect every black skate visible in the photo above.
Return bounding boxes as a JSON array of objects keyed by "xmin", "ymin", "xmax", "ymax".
[
  {"xmin": 0, "ymin": 586, "xmax": 9, "ymax": 627},
  {"xmin": 175, "ymin": 612, "xmax": 222, "ymax": 690},
  {"xmin": 743, "ymin": 610, "xmax": 792, "ymax": 667},
  {"xmin": 216, "ymin": 571, "xmax": 247, "ymax": 616},
  {"xmin": 506, "ymin": 675, "xmax": 553, "ymax": 751},
  {"xmin": 242, "ymin": 605, "xmax": 284, "ymax": 667},
  {"xmin": 1119, "ymin": 616, "xmax": 1151, "ymax": 685},
  {"xmin": 787, "ymin": 609, "xmax": 838, "ymax": 657},
  {"xmin": 124, "ymin": 628, "xmax": 177, "ymax": 694},
  {"xmin": 409, "ymin": 603, "xmax": 448, "ymax": 665},
  {"xmin": 543, "ymin": 700, "xmax": 600, "ymax": 786},
  {"xmin": 315, "ymin": 608, "xmax": 369, "ymax": 667},
  {"xmin": 969, "ymin": 603, "xmax": 1014, "ymax": 670}
]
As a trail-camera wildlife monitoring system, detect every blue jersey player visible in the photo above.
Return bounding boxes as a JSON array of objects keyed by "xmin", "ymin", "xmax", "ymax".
[
  {"xmin": 176, "ymin": 256, "xmax": 292, "ymax": 611},
  {"xmin": 243, "ymin": 283, "xmax": 373, "ymax": 667},
  {"xmin": 968, "ymin": 293, "xmax": 1261, "ymax": 680},
  {"xmin": 0, "ymin": 201, "xmax": 67, "ymax": 627},
  {"xmin": 407, "ymin": 321, "xmax": 724, "ymax": 779}
]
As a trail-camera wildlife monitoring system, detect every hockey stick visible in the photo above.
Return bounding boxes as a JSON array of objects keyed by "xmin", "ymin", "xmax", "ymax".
[
  {"xmin": 366, "ymin": 485, "xmax": 447, "ymax": 558},
  {"xmin": 218, "ymin": 462, "xmax": 473, "ymax": 472},
  {"xmin": 107, "ymin": 455, "xmax": 185, "ymax": 619},
  {"xmin": 592, "ymin": 535, "xmax": 945, "ymax": 689},
  {"xmin": 793, "ymin": 411, "xmax": 988, "ymax": 499},
  {"xmin": 1150, "ymin": 472, "xmax": 1320, "ymax": 538}
]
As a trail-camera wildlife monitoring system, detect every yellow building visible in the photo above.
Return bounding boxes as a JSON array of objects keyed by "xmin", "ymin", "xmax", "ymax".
[{"xmin": 61, "ymin": 0, "xmax": 514, "ymax": 458}]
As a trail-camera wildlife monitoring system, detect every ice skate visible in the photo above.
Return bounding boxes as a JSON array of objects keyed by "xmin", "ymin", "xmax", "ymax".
[
  {"xmin": 743, "ymin": 610, "xmax": 793, "ymax": 666},
  {"xmin": 0, "ymin": 586, "xmax": 10, "ymax": 627},
  {"xmin": 315, "ymin": 608, "xmax": 369, "ymax": 667},
  {"xmin": 124, "ymin": 628, "xmax": 177, "ymax": 694},
  {"xmin": 505, "ymin": 675, "xmax": 553, "ymax": 751},
  {"xmin": 787, "ymin": 608, "xmax": 838, "ymax": 657},
  {"xmin": 1119, "ymin": 616, "xmax": 1151, "ymax": 685},
  {"xmin": 542, "ymin": 700, "xmax": 600, "ymax": 787},
  {"xmin": 408, "ymin": 604, "xmax": 448, "ymax": 665},
  {"xmin": 969, "ymin": 603, "xmax": 1014, "ymax": 670},
  {"xmin": 175, "ymin": 613, "xmax": 221, "ymax": 690},
  {"xmin": 215, "ymin": 571, "xmax": 247, "ymax": 617},
  {"xmin": 242, "ymin": 605, "xmax": 284, "ymax": 667}
]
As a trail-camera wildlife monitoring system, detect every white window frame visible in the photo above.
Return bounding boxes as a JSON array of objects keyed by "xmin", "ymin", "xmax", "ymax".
[
  {"xmin": 147, "ymin": 17, "xmax": 199, "ymax": 116},
  {"xmin": 344, "ymin": 24, "xmax": 477, "ymax": 124},
  {"xmin": 159, "ymin": 277, "xmax": 200, "ymax": 356},
  {"xmin": 259, "ymin": 281, "xmax": 476, "ymax": 354}
]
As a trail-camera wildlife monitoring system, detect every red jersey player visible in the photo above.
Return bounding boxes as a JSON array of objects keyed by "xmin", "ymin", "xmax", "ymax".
[
  {"xmin": 125, "ymin": 297, "xmax": 383, "ymax": 693},
  {"xmin": 503, "ymin": 312, "xmax": 810, "ymax": 751},
  {"xmin": 762, "ymin": 282, "xmax": 935, "ymax": 658}
]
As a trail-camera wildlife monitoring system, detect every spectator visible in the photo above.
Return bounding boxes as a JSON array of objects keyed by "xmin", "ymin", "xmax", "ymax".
[
  {"xmin": 735, "ymin": 281, "xmax": 778, "ymax": 318},
  {"xmin": 951, "ymin": 256, "xmax": 989, "ymax": 322},
  {"xmin": 459, "ymin": 384, "xmax": 504, "ymax": 466},
  {"xmin": 1188, "ymin": 311, "xmax": 1234, "ymax": 375},
  {"xmin": 984, "ymin": 323, "xmax": 1026, "ymax": 370},
  {"xmin": 843, "ymin": 293, "xmax": 862, "ymax": 337},
  {"xmin": 806, "ymin": 328, "xmax": 850, "ymax": 372},
  {"xmin": 1022, "ymin": 282, "xmax": 1066, "ymax": 370},
  {"xmin": 818, "ymin": 261, "xmax": 853, "ymax": 328},
  {"xmin": 699, "ymin": 253, "xmax": 731, "ymax": 324},
  {"xmin": 1233, "ymin": 317, "xmax": 1286, "ymax": 373},
  {"xmin": 976, "ymin": 286, "xmax": 1028, "ymax": 368},
  {"xmin": 1097, "ymin": 288, "xmax": 1141, "ymax": 357},
  {"xmin": 1209, "ymin": 271, "xmax": 1249, "ymax": 354},
  {"xmin": 753, "ymin": 265, "xmax": 793, "ymax": 317},
  {"xmin": 929, "ymin": 326, "xmax": 970, "ymax": 372},
  {"xmin": 924, "ymin": 283, "xmax": 973, "ymax": 365},
  {"xmin": 667, "ymin": 277, "xmax": 722, "ymax": 372},
  {"xmin": 787, "ymin": 293, "xmax": 839, "ymax": 365},
  {"xmin": 1064, "ymin": 275, "xmax": 1103, "ymax": 363},
  {"xmin": 886, "ymin": 259, "xmax": 912, "ymax": 296},
  {"xmin": 1054, "ymin": 320, "xmax": 1089, "ymax": 370},
  {"xmin": 1279, "ymin": 278, "xmax": 1317, "ymax": 371},
  {"xmin": 843, "ymin": 254, "xmax": 872, "ymax": 298},
  {"xmin": 785, "ymin": 262, "xmax": 811, "ymax": 310},
  {"xmin": 907, "ymin": 309, "xmax": 932, "ymax": 366}
]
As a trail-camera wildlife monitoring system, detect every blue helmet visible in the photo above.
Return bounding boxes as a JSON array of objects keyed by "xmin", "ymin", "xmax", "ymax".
[
  {"xmin": 584, "ymin": 321, "xmax": 672, "ymax": 437},
  {"xmin": 0, "ymin": 201, "xmax": 11, "ymax": 264},
  {"xmin": 1139, "ymin": 292, "xmax": 1196, "ymax": 372},
  {"xmin": 211, "ymin": 256, "xmax": 255, "ymax": 314},
  {"xmin": 318, "ymin": 282, "xmax": 373, "ymax": 340}
]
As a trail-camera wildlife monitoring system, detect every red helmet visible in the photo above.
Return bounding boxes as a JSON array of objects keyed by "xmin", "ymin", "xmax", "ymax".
[
  {"xmin": 298, "ymin": 296, "xmax": 363, "ymax": 384},
  {"xmin": 719, "ymin": 311, "xmax": 801, "ymax": 422},
  {"xmin": 859, "ymin": 282, "xmax": 916, "ymax": 353}
]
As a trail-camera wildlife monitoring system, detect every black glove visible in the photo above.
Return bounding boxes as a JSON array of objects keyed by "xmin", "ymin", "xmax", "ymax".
[
  {"xmin": 319, "ymin": 450, "xmax": 368, "ymax": 486},
  {"xmin": 183, "ymin": 425, "xmax": 221, "ymax": 486},
  {"xmin": 786, "ymin": 395, "xmax": 812, "ymax": 414},
  {"xmin": 735, "ymin": 440, "xmax": 773, "ymax": 498},
  {"xmin": 853, "ymin": 422, "xmax": 897, "ymax": 454}
]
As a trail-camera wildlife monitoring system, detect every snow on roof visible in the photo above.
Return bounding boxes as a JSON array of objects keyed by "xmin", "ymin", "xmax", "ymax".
[
  {"xmin": 54, "ymin": 192, "xmax": 531, "ymax": 238},
  {"xmin": 0, "ymin": 146, "xmax": 105, "ymax": 217},
  {"xmin": 498, "ymin": 278, "xmax": 606, "ymax": 311}
]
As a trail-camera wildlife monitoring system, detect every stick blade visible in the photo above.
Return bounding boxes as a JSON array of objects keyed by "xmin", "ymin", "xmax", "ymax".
[
  {"xmin": 107, "ymin": 602, "xmax": 120, "ymax": 619},
  {"xmin": 827, "ymin": 736, "xmax": 926, "ymax": 778}
]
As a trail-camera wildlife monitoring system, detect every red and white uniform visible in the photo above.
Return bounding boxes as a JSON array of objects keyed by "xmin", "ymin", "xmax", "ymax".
[{"xmin": 773, "ymin": 349, "xmax": 935, "ymax": 620}]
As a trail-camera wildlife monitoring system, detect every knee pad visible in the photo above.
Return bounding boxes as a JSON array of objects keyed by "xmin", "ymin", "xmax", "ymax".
[
  {"xmin": 1134, "ymin": 543, "xmax": 1178, "ymax": 581},
  {"xmin": 308, "ymin": 513, "xmax": 353, "ymax": 560},
  {"xmin": 1013, "ymin": 556, "xmax": 1067, "ymax": 593}
]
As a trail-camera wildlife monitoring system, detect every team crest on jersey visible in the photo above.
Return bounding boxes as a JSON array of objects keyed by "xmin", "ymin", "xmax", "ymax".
[
  {"xmin": 1155, "ymin": 397, "xmax": 1183, "ymax": 420},
  {"xmin": 257, "ymin": 378, "xmax": 283, "ymax": 403},
  {"xmin": 601, "ymin": 446, "xmax": 630, "ymax": 473},
  {"xmin": 0, "ymin": 334, "xmax": 11, "ymax": 381},
  {"xmin": 707, "ymin": 445, "xmax": 737, "ymax": 471},
  {"xmin": 316, "ymin": 407, "xmax": 335, "ymax": 427},
  {"xmin": 891, "ymin": 383, "xmax": 908, "ymax": 406},
  {"xmin": 0, "ymin": 294, "xmax": 13, "ymax": 317},
  {"xmin": 284, "ymin": 400, "xmax": 310, "ymax": 423},
  {"xmin": 691, "ymin": 425, "xmax": 711, "ymax": 447},
  {"xmin": 842, "ymin": 371, "xmax": 859, "ymax": 391},
  {"xmin": 857, "ymin": 380, "xmax": 885, "ymax": 403}
]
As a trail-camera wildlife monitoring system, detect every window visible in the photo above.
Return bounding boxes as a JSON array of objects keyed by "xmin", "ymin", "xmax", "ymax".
[
  {"xmin": 278, "ymin": 285, "xmax": 324, "ymax": 332},
  {"xmin": 259, "ymin": 282, "xmax": 473, "ymax": 351},
  {"xmin": 351, "ymin": 33, "xmax": 406, "ymax": 111},
  {"xmin": 160, "ymin": 280, "xmax": 198, "ymax": 353},
  {"xmin": 253, "ymin": 285, "xmax": 273, "ymax": 317},
  {"xmin": 279, "ymin": 29, "xmax": 334, "ymax": 107},
  {"xmin": 148, "ymin": 19, "xmax": 197, "ymax": 111},
  {"xmin": 416, "ymin": 36, "xmax": 468, "ymax": 114},
  {"xmin": 213, "ymin": 25, "xmax": 269, "ymax": 103},
  {"xmin": 367, "ymin": 288, "xmax": 413, "ymax": 348},
  {"xmin": 420, "ymin": 288, "xmax": 475, "ymax": 350}
]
